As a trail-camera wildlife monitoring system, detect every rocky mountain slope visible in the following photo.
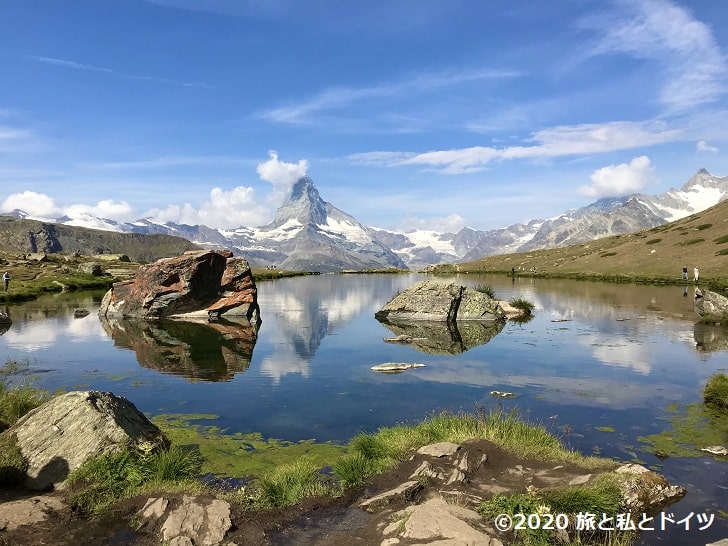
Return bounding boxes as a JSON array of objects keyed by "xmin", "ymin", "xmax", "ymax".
[
  {"xmin": 0, "ymin": 216, "xmax": 198, "ymax": 262},
  {"xmin": 4, "ymin": 169, "xmax": 726, "ymax": 271}
]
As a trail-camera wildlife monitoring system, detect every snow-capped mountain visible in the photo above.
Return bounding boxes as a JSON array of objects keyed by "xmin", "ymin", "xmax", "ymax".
[
  {"xmin": 370, "ymin": 168, "xmax": 728, "ymax": 267},
  {"xmin": 6, "ymin": 169, "xmax": 727, "ymax": 271}
]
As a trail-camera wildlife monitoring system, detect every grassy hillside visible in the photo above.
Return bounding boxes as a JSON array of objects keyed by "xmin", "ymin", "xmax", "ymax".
[
  {"xmin": 446, "ymin": 199, "xmax": 728, "ymax": 290},
  {"xmin": 0, "ymin": 216, "xmax": 199, "ymax": 262}
]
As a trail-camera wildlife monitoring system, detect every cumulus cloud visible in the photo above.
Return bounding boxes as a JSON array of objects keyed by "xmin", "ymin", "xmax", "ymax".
[
  {"xmin": 146, "ymin": 186, "xmax": 270, "ymax": 229},
  {"xmin": 65, "ymin": 199, "xmax": 135, "ymax": 221},
  {"xmin": 578, "ymin": 156, "xmax": 656, "ymax": 198},
  {"xmin": 697, "ymin": 140, "xmax": 718, "ymax": 153},
  {"xmin": 1, "ymin": 191, "xmax": 62, "ymax": 218},
  {"xmin": 256, "ymin": 150, "xmax": 309, "ymax": 203}
]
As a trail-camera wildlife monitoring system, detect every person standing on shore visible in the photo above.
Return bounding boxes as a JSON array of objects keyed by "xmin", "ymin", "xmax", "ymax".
[
  {"xmin": 2, "ymin": 271, "xmax": 9, "ymax": 292},
  {"xmin": 682, "ymin": 265, "xmax": 688, "ymax": 280},
  {"xmin": 694, "ymin": 267, "xmax": 699, "ymax": 282}
]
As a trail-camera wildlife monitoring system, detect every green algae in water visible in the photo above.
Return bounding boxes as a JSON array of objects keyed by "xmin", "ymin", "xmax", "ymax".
[
  {"xmin": 594, "ymin": 426, "xmax": 615, "ymax": 433},
  {"xmin": 638, "ymin": 403, "xmax": 728, "ymax": 459},
  {"xmin": 152, "ymin": 414, "xmax": 347, "ymax": 479}
]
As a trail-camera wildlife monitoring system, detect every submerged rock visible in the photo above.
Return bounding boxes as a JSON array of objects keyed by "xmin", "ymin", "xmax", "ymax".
[{"xmin": 371, "ymin": 362, "xmax": 425, "ymax": 373}]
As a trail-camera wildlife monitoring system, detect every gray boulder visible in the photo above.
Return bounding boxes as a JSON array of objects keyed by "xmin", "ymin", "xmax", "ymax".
[
  {"xmin": 694, "ymin": 287, "xmax": 728, "ymax": 317},
  {"xmin": 375, "ymin": 280, "xmax": 505, "ymax": 322},
  {"xmin": 78, "ymin": 262, "xmax": 104, "ymax": 276},
  {"xmin": 4, "ymin": 391, "xmax": 168, "ymax": 490}
]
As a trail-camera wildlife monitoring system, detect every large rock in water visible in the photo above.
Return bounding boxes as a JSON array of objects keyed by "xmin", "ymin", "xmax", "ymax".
[
  {"xmin": 375, "ymin": 280, "xmax": 505, "ymax": 322},
  {"xmin": 694, "ymin": 287, "xmax": 728, "ymax": 317},
  {"xmin": 4, "ymin": 391, "xmax": 169, "ymax": 490},
  {"xmin": 98, "ymin": 250, "xmax": 260, "ymax": 323}
]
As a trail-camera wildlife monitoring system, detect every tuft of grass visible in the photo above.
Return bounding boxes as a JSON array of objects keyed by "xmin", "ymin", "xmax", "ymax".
[
  {"xmin": 704, "ymin": 373, "xmax": 728, "ymax": 408},
  {"xmin": 714, "ymin": 234, "xmax": 728, "ymax": 244},
  {"xmin": 696, "ymin": 223, "xmax": 713, "ymax": 230},
  {"xmin": 256, "ymin": 459, "xmax": 338, "ymax": 508},
  {"xmin": 509, "ymin": 297, "xmax": 535, "ymax": 315},
  {"xmin": 675, "ymin": 238, "xmax": 705, "ymax": 246},
  {"xmin": 66, "ymin": 444, "xmax": 202, "ymax": 515},
  {"xmin": 474, "ymin": 284, "xmax": 496, "ymax": 298},
  {"xmin": 0, "ymin": 432, "xmax": 28, "ymax": 485},
  {"xmin": 600, "ymin": 252, "xmax": 617, "ymax": 257},
  {"xmin": 479, "ymin": 474, "xmax": 624, "ymax": 546},
  {"xmin": 645, "ymin": 238, "xmax": 662, "ymax": 245},
  {"xmin": 0, "ymin": 358, "xmax": 50, "ymax": 432}
]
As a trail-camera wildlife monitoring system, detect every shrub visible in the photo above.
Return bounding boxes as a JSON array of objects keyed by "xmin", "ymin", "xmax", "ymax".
[
  {"xmin": 474, "ymin": 284, "xmax": 496, "ymax": 298},
  {"xmin": 704, "ymin": 373, "xmax": 728, "ymax": 408},
  {"xmin": 509, "ymin": 297, "xmax": 535, "ymax": 315}
]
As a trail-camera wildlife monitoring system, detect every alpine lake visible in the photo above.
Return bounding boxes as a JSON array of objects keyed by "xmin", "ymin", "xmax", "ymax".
[{"xmin": 1, "ymin": 272, "xmax": 727, "ymax": 546}]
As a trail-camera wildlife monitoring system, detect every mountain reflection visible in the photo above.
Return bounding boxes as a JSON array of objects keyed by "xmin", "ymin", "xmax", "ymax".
[
  {"xmin": 378, "ymin": 319, "xmax": 505, "ymax": 354},
  {"xmin": 100, "ymin": 316, "xmax": 257, "ymax": 382}
]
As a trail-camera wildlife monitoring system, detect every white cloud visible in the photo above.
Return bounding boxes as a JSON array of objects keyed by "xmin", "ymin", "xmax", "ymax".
[
  {"xmin": 65, "ymin": 200, "xmax": 135, "ymax": 222},
  {"xmin": 581, "ymin": 0, "xmax": 727, "ymax": 113},
  {"xmin": 256, "ymin": 151, "xmax": 308, "ymax": 204},
  {"xmin": 31, "ymin": 55, "xmax": 213, "ymax": 89},
  {"xmin": 577, "ymin": 156, "xmax": 656, "ymax": 198},
  {"xmin": 0, "ymin": 191, "xmax": 62, "ymax": 218},
  {"xmin": 697, "ymin": 140, "xmax": 718, "ymax": 154},
  {"xmin": 349, "ymin": 121, "xmax": 680, "ymax": 174},
  {"xmin": 146, "ymin": 186, "xmax": 270, "ymax": 229}
]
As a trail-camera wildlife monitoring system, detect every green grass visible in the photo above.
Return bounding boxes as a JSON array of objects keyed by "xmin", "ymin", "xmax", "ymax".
[
  {"xmin": 645, "ymin": 238, "xmax": 662, "ymax": 245},
  {"xmin": 714, "ymin": 234, "xmax": 728, "ymax": 244},
  {"xmin": 474, "ymin": 283, "xmax": 496, "ymax": 298},
  {"xmin": 332, "ymin": 409, "xmax": 612, "ymax": 490},
  {"xmin": 256, "ymin": 459, "xmax": 338, "ymax": 508},
  {"xmin": 66, "ymin": 444, "xmax": 202, "ymax": 515},
  {"xmin": 479, "ymin": 474, "xmax": 624, "ymax": 546},
  {"xmin": 675, "ymin": 238, "xmax": 705, "ymax": 246},
  {"xmin": 704, "ymin": 373, "xmax": 728, "ymax": 408},
  {"xmin": 509, "ymin": 297, "xmax": 535, "ymax": 315},
  {"xmin": 0, "ymin": 358, "xmax": 50, "ymax": 432}
]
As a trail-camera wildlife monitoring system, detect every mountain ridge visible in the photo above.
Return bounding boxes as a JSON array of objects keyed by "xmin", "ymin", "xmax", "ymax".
[{"xmin": 3, "ymin": 169, "xmax": 727, "ymax": 271}]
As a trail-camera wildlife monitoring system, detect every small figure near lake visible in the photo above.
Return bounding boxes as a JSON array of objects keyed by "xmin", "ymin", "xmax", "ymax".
[
  {"xmin": 682, "ymin": 265, "xmax": 688, "ymax": 280},
  {"xmin": 2, "ymin": 271, "xmax": 9, "ymax": 292},
  {"xmin": 694, "ymin": 267, "xmax": 700, "ymax": 282}
]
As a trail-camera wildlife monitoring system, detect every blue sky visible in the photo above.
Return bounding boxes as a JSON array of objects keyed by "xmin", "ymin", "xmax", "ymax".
[{"xmin": 1, "ymin": 0, "xmax": 727, "ymax": 232}]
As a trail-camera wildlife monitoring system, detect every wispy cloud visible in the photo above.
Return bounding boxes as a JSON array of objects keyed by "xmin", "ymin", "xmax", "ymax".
[
  {"xmin": 257, "ymin": 68, "xmax": 522, "ymax": 126},
  {"xmin": 579, "ymin": 0, "xmax": 727, "ymax": 113},
  {"xmin": 0, "ymin": 124, "xmax": 39, "ymax": 153},
  {"xmin": 77, "ymin": 155, "xmax": 250, "ymax": 170},
  {"xmin": 31, "ymin": 55, "xmax": 214, "ymax": 89},
  {"xmin": 348, "ymin": 120, "xmax": 681, "ymax": 174}
]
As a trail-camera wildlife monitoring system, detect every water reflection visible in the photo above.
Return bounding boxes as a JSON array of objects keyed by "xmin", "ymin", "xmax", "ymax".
[
  {"xmin": 694, "ymin": 323, "xmax": 728, "ymax": 352},
  {"xmin": 100, "ymin": 316, "xmax": 257, "ymax": 382},
  {"xmin": 378, "ymin": 319, "xmax": 505, "ymax": 354}
]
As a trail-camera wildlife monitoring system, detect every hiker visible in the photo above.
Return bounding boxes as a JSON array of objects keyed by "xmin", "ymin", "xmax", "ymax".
[
  {"xmin": 682, "ymin": 265, "xmax": 688, "ymax": 280},
  {"xmin": 694, "ymin": 267, "xmax": 699, "ymax": 282},
  {"xmin": 2, "ymin": 271, "xmax": 8, "ymax": 292}
]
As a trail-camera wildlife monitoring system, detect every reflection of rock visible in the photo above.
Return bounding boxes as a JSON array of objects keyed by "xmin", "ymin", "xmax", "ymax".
[
  {"xmin": 379, "ymin": 319, "xmax": 505, "ymax": 355},
  {"xmin": 371, "ymin": 363, "xmax": 425, "ymax": 373},
  {"xmin": 375, "ymin": 280, "xmax": 505, "ymax": 322},
  {"xmin": 99, "ymin": 250, "xmax": 260, "ymax": 324},
  {"xmin": 694, "ymin": 287, "xmax": 728, "ymax": 317},
  {"xmin": 100, "ymin": 316, "xmax": 257, "ymax": 381},
  {"xmin": 694, "ymin": 322, "xmax": 728, "ymax": 352},
  {"xmin": 0, "ymin": 310, "xmax": 11, "ymax": 335},
  {"xmin": 5, "ymin": 390, "xmax": 168, "ymax": 490}
]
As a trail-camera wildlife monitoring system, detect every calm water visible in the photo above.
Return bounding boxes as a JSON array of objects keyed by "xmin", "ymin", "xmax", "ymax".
[{"xmin": 1, "ymin": 274, "xmax": 727, "ymax": 545}]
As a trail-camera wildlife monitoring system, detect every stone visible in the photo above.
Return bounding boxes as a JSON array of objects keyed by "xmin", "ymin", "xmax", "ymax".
[
  {"xmin": 379, "ymin": 319, "xmax": 505, "ymax": 355},
  {"xmin": 73, "ymin": 308, "xmax": 90, "ymax": 318},
  {"xmin": 694, "ymin": 288, "xmax": 728, "ymax": 317},
  {"xmin": 398, "ymin": 497, "xmax": 498, "ymax": 545},
  {"xmin": 98, "ymin": 250, "xmax": 260, "ymax": 324},
  {"xmin": 700, "ymin": 446, "xmax": 728, "ymax": 456},
  {"xmin": 615, "ymin": 463, "xmax": 686, "ymax": 512},
  {"xmin": 78, "ymin": 262, "xmax": 103, "ymax": 276},
  {"xmin": 417, "ymin": 442, "xmax": 461, "ymax": 458},
  {"xmin": 359, "ymin": 481, "xmax": 423, "ymax": 512},
  {"xmin": 4, "ymin": 391, "xmax": 169, "ymax": 490},
  {"xmin": 375, "ymin": 280, "xmax": 505, "ymax": 323},
  {"xmin": 160, "ymin": 496, "xmax": 232, "ymax": 546},
  {"xmin": 139, "ymin": 497, "xmax": 170, "ymax": 521},
  {"xmin": 371, "ymin": 362, "xmax": 425, "ymax": 373}
]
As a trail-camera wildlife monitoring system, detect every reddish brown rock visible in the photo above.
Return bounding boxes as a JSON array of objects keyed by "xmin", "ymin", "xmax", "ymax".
[{"xmin": 98, "ymin": 250, "xmax": 260, "ymax": 324}]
